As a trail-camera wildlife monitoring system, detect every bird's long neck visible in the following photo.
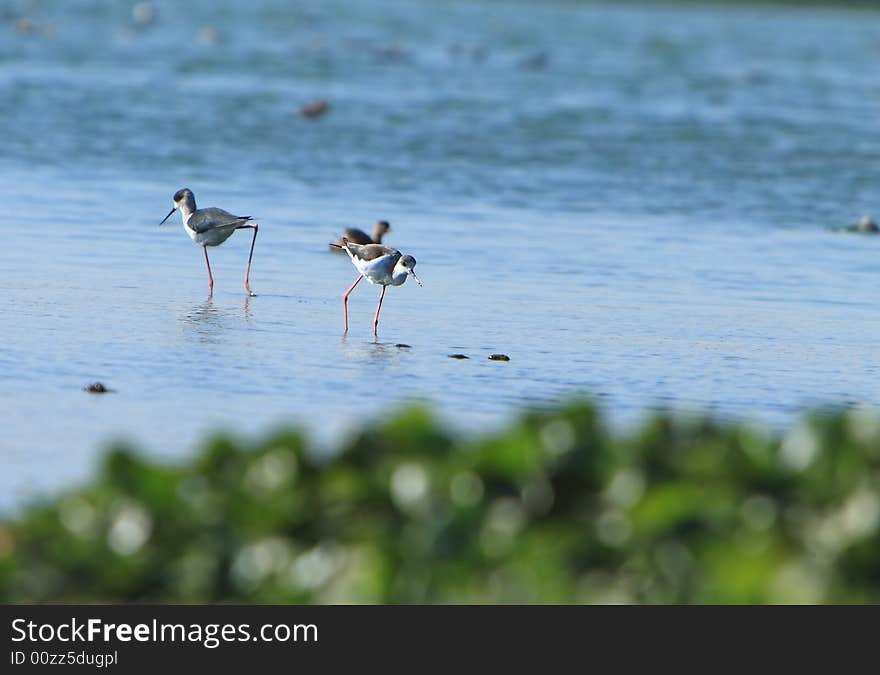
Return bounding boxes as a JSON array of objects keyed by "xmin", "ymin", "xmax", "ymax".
[
  {"xmin": 391, "ymin": 262, "xmax": 409, "ymax": 286},
  {"xmin": 179, "ymin": 196, "xmax": 197, "ymax": 225},
  {"xmin": 372, "ymin": 223, "xmax": 384, "ymax": 243}
]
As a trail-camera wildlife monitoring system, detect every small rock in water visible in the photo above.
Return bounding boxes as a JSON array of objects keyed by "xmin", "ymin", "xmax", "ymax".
[
  {"xmin": 14, "ymin": 17, "xmax": 38, "ymax": 35},
  {"xmin": 373, "ymin": 43, "xmax": 409, "ymax": 63},
  {"xmin": 298, "ymin": 99, "xmax": 330, "ymax": 119},
  {"xmin": 198, "ymin": 25, "xmax": 221, "ymax": 45},
  {"xmin": 488, "ymin": 354, "xmax": 510, "ymax": 362},
  {"xmin": 519, "ymin": 51, "xmax": 549, "ymax": 71},
  {"xmin": 132, "ymin": 2, "xmax": 157, "ymax": 27},
  {"xmin": 84, "ymin": 382, "xmax": 111, "ymax": 394},
  {"xmin": 396, "ymin": 343, "xmax": 411, "ymax": 349},
  {"xmin": 448, "ymin": 354, "xmax": 470, "ymax": 360}
]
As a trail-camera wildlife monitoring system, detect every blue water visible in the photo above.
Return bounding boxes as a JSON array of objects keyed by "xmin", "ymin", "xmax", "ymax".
[{"xmin": 3, "ymin": 0, "xmax": 880, "ymax": 507}]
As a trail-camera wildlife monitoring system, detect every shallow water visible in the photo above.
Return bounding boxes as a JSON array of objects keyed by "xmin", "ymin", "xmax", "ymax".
[{"xmin": 3, "ymin": 0, "xmax": 880, "ymax": 507}]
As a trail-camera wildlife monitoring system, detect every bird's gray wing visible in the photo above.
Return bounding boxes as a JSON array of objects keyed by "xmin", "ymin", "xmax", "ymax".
[
  {"xmin": 188, "ymin": 208, "xmax": 252, "ymax": 233},
  {"xmin": 341, "ymin": 227, "xmax": 372, "ymax": 244},
  {"xmin": 348, "ymin": 243, "xmax": 400, "ymax": 262}
]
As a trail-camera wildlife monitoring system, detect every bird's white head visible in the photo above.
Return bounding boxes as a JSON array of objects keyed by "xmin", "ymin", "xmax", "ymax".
[
  {"xmin": 160, "ymin": 188, "xmax": 196, "ymax": 225},
  {"xmin": 396, "ymin": 254, "xmax": 422, "ymax": 286}
]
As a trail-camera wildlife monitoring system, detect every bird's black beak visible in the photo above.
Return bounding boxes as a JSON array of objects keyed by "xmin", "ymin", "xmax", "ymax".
[{"xmin": 159, "ymin": 207, "xmax": 176, "ymax": 225}]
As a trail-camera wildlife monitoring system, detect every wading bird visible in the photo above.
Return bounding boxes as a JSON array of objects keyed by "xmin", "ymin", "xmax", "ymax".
[
  {"xmin": 330, "ymin": 220, "xmax": 391, "ymax": 252},
  {"xmin": 160, "ymin": 188, "xmax": 259, "ymax": 295},
  {"xmin": 331, "ymin": 238, "xmax": 421, "ymax": 336}
]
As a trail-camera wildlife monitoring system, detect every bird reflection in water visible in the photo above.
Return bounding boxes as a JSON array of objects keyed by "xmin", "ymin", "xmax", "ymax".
[
  {"xmin": 178, "ymin": 295, "xmax": 252, "ymax": 342},
  {"xmin": 339, "ymin": 334, "xmax": 407, "ymax": 365}
]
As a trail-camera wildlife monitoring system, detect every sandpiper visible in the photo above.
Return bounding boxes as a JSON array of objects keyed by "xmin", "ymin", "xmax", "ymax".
[
  {"xmin": 330, "ymin": 220, "xmax": 391, "ymax": 252},
  {"xmin": 160, "ymin": 188, "xmax": 259, "ymax": 295},
  {"xmin": 331, "ymin": 238, "xmax": 421, "ymax": 335}
]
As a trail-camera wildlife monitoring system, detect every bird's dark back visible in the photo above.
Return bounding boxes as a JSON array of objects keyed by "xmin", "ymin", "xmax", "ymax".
[{"xmin": 189, "ymin": 208, "xmax": 252, "ymax": 233}]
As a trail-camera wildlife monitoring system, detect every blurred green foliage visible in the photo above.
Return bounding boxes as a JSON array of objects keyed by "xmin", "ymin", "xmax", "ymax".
[{"xmin": 2, "ymin": 401, "xmax": 880, "ymax": 603}]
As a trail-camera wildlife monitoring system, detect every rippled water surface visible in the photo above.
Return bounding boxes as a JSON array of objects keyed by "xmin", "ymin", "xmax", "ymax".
[{"xmin": 3, "ymin": 0, "xmax": 880, "ymax": 506}]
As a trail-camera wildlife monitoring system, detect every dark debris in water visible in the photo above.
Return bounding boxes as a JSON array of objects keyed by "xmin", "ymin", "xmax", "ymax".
[
  {"xmin": 298, "ymin": 99, "xmax": 330, "ymax": 119},
  {"xmin": 488, "ymin": 354, "xmax": 510, "ymax": 362},
  {"xmin": 448, "ymin": 354, "xmax": 470, "ymax": 360},
  {"xmin": 83, "ymin": 382, "xmax": 113, "ymax": 394},
  {"xmin": 519, "ymin": 51, "xmax": 549, "ymax": 71},
  {"xmin": 395, "ymin": 343, "xmax": 411, "ymax": 349}
]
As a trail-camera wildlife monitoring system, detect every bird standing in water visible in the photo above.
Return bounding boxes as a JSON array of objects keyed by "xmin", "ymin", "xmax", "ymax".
[
  {"xmin": 331, "ymin": 238, "xmax": 421, "ymax": 336},
  {"xmin": 160, "ymin": 188, "xmax": 259, "ymax": 295},
  {"xmin": 330, "ymin": 220, "xmax": 391, "ymax": 252}
]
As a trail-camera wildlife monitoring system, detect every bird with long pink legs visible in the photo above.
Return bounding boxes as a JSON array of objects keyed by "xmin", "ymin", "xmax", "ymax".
[
  {"xmin": 160, "ymin": 188, "xmax": 259, "ymax": 296},
  {"xmin": 331, "ymin": 237, "xmax": 422, "ymax": 336}
]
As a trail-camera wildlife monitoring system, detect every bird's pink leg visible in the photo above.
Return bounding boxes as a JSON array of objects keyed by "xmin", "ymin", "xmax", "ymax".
[
  {"xmin": 373, "ymin": 285, "xmax": 387, "ymax": 336},
  {"xmin": 342, "ymin": 275, "xmax": 363, "ymax": 333},
  {"xmin": 203, "ymin": 246, "xmax": 214, "ymax": 292},
  {"xmin": 240, "ymin": 223, "xmax": 259, "ymax": 295}
]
